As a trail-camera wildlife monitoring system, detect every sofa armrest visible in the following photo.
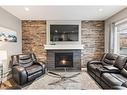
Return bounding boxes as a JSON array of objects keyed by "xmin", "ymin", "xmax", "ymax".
[
  {"xmin": 96, "ymin": 67, "xmax": 110, "ymax": 74},
  {"xmin": 37, "ymin": 61, "xmax": 46, "ymax": 68},
  {"xmin": 12, "ymin": 66, "xmax": 27, "ymax": 85},
  {"xmin": 88, "ymin": 60, "xmax": 102, "ymax": 64},
  {"xmin": 87, "ymin": 60, "xmax": 103, "ymax": 69},
  {"xmin": 35, "ymin": 61, "xmax": 46, "ymax": 73}
]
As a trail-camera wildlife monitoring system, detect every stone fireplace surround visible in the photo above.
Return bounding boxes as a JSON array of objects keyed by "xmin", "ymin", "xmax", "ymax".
[
  {"xmin": 45, "ymin": 21, "xmax": 83, "ymax": 70},
  {"xmin": 47, "ymin": 50, "xmax": 81, "ymax": 70}
]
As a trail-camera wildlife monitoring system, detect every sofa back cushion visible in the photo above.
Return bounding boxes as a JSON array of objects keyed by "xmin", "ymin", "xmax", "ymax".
[
  {"xmin": 102, "ymin": 53, "xmax": 118, "ymax": 65},
  {"xmin": 114, "ymin": 56, "xmax": 127, "ymax": 70},
  {"xmin": 18, "ymin": 54, "xmax": 34, "ymax": 67},
  {"xmin": 11, "ymin": 53, "xmax": 38, "ymax": 68}
]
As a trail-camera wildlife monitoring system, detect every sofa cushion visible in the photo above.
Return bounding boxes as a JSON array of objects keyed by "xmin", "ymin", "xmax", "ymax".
[
  {"xmin": 103, "ymin": 65, "xmax": 120, "ymax": 73},
  {"xmin": 26, "ymin": 65, "xmax": 42, "ymax": 75},
  {"xmin": 103, "ymin": 53, "xmax": 118, "ymax": 65},
  {"xmin": 28, "ymin": 71, "xmax": 42, "ymax": 82},
  {"xmin": 112, "ymin": 86, "xmax": 127, "ymax": 89},
  {"xmin": 121, "ymin": 68, "xmax": 127, "ymax": 78},
  {"xmin": 114, "ymin": 56, "xmax": 127, "ymax": 70},
  {"xmin": 120, "ymin": 63, "xmax": 127, "ymax": 78},
  {"xmin": 110, "ymin": 73, "xmax": 127, "ymax": 82},
  {"xmin": 19, "ymin": 54, "xmax": 33, "ymax": 67},
  {"xmin": 104, "ymin": 53, "xmax": 117, "ymax": 60},
  {"xmin": 104, "ymin": 65, "xmax": 117, "ymax": 70},
  {"xmin": 103, "ymin": 59, "xmax": 115, "ymax": 65},
  {"xmin": 102, "ymin": 73, "xmax": 123, "ymax": 87},
  {"xmin": 124, "ymin": 63, "xmax": 127, "ymax": 70},
  {"xmin": 122, "ymin": 81, "xmax": 127, "ymax": 87}
]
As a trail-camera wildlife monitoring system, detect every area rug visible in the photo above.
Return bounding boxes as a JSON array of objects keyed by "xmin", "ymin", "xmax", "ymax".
[{"xmin": 21, "ymin": 69, "xmax": 101, "ymax": 90}]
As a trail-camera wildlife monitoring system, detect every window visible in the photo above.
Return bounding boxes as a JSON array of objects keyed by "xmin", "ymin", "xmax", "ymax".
[{"xmin": 114, "ymin": 21, "xmax": 127, "ymax": 55}]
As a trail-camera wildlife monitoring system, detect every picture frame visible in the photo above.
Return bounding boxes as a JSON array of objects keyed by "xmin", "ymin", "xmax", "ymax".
[{"xmin": 0, "ymin": 27, "xmax": 17, "ymax": 42}]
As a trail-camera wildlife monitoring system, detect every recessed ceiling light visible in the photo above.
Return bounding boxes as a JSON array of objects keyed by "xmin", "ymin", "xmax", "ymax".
[
  {"xmin": 98, "ymin": 8, "xmax": 103, "ymax": 12},
  {"xmin": 24, "ymin": 7, "xmax": 30, "ymax": 11}
]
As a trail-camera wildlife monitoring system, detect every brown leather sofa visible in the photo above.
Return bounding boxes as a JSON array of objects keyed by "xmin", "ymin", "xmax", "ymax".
[
  {"xmin": 11, "ymin": 53, "xmax": 46, "ymax": 85},
  {"xmin": 87, "ymin": 53, "xmax": 127, "ymax": 89}
]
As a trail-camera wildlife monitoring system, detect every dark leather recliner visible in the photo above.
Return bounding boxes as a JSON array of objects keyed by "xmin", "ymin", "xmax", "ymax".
[
  {"xmin": 11, "ymin": 53, "xmax": 46, "ymax": 85},
  {"xmin": 101, "ymin": 56, "xmax": 127, "ymax": 89},
  {"xmin": 87, "ymin": 53, "xmax": 118, "ymax": 76},
  {"xmin": 87, "ymin": 53, "xmax": 127, "ymax": 89}
]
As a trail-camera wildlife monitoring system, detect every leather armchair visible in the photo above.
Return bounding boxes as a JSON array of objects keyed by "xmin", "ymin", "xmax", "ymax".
[{"xmin": 11, "ymin": 53, "xmax": 46, "ymax": 85}]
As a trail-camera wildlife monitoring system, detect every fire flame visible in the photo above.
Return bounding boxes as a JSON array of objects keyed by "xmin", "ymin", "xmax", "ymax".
[{"xmin": 61, "ymin": 60, "xmax": 66, "ymax": 64}]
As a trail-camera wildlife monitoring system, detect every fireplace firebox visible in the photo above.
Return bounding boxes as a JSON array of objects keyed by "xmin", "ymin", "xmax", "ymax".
[
  {"xmin": 55, "ymin": 53, "xmax": 73, "ymax": 68},
  {"xmin": 47, "ymin": 50, "xmax": 81, "ymax": 70}
]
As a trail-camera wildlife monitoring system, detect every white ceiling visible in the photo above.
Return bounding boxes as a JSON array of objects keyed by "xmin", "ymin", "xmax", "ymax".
[{"xmin": 1, "ymin": 6, "xmax": 126, "ymax": 20}]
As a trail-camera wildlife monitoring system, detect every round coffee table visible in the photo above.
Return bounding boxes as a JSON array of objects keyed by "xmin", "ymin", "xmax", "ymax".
[{"xmin": 47, "ymin": 68, "xmax": 80, "ymax": 85}]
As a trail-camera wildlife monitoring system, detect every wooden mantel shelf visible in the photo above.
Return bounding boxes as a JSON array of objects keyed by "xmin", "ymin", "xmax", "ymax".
[{"xmin": 44, "ymin": 44, "xmax": 84, "ymax": 50}]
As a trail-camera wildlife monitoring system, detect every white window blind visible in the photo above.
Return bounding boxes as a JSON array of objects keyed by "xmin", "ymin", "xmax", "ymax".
[
  {"xmin": 116, "ymin": 22, "xmax": 127, "ymax": 33},
  {"xmin": 114, "ymin": 20, "xmax": 127, "ymax": 55}
]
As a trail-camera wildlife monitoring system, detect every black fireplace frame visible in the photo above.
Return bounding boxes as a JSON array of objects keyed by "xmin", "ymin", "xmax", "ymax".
[{"xmin": 55, "ymin": 52, "xmax": 73, "ymax": 68}]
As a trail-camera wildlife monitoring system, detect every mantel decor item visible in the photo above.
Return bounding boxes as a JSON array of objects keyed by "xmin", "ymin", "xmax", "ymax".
[{"xmin": 0, "ymin": 27, "xmax": 17, "ymax": 42}]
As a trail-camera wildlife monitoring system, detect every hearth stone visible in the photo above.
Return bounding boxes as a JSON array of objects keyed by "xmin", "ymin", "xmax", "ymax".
[{"xmin": 47, "ymin": 50, "xmax": 81, "ymax": 70}]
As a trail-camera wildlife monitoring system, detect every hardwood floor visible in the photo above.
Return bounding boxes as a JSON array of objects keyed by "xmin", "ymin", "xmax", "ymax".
[{"xmin": 0, "ymin": 79, "xmax": 17, "ymax": 89}]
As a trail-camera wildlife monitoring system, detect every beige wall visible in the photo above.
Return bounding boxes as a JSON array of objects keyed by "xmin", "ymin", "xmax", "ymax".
[
  {"xmin": 0, "ymin": 7, "xmax": 22, "ymax": 77},
  {"xmin": 105, "ymin": 7, "xmax": 127, "ymax": 53}
]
